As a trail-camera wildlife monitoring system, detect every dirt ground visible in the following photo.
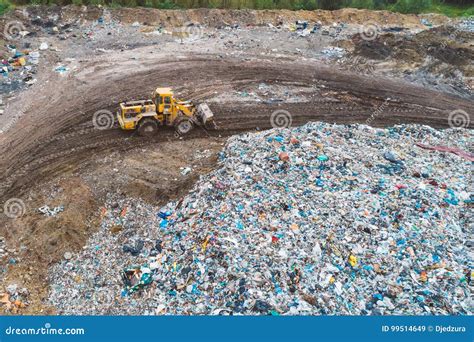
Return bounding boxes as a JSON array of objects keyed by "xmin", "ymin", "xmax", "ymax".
[{"xmin": 0, "ymin": 6, "xmax": 472, "ymax": 314}]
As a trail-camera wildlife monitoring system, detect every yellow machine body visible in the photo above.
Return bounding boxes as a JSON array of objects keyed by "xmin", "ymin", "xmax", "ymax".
[{"xmin": 117, "ymin": 87, "xmax": 214, "ymax": 135}]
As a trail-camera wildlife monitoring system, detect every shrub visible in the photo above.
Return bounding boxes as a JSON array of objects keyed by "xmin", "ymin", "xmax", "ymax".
[
  {"xmin": 0, "ymin": 0, "xmax": 12, "ymax": 14},
  {"xmin": 391, "ymin": 0, "xmax": 433, "ymax": 14}
]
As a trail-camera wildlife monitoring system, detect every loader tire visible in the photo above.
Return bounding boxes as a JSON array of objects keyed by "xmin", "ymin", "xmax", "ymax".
[
  {"xmin": 175, "ymin": 119, "xmax": 194, "ymax": 135},
  {"xmin": 138, "ymin": 118, "xmax": 158, "ymax": 136}
]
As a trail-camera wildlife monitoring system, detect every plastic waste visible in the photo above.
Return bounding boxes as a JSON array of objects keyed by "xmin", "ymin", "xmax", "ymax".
[{"xmin": 48, "ymin": 122, "xmax": 472, "ymax": 315}]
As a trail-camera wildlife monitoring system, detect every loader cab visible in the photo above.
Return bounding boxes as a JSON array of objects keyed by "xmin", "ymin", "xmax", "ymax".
[{"xmin": 152, "ymin": 87, "xmax": 174, "ymax": 116}]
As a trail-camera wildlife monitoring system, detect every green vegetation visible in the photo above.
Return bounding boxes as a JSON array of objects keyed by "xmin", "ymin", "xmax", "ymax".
[
  {"xmin": 0, "ymin": 0, "xmax": 12, "ymax": 14},
  {"xmin": 349, "ymin": 0, "xmax": 471, "ymax": 16},
  {"xmin": 427, "ymin": 0, "xmax": 474, "ymax": 16},
  {"xmin": 2, "ymin": 0, "xmax": 473, "ymax": 16},
  {"xmin": 390, "ymin": 0, "xmax": 433, "ymax": 13}
]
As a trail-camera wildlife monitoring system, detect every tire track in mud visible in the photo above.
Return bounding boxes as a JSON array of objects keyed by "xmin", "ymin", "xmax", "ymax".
[{"xmin": 0, "ymin": 55, "xmax": 472, "ymax": 201}]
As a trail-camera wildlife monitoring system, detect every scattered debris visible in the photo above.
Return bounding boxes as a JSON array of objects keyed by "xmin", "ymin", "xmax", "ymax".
[
  {"xmin": 0, "ymin": 45, "xmax": 38, "ymax": 96},
  {"xmin": 38, "ymin": 205, "xmax": 64, "ymax": 216},
  {"xmin": 0, "ymin": 237, "xmax": 6, "ymax": 258},
  {"xmin": 122, "ymin": 265, "xmax": 153, "ymax": 295},
  {"xmin": 321, "ymin": 47, "xmax": 346, "ymax": 58},
  {"xmin": 54, "ymin": 65, "xmax": 68, "ymax": 74},
  {"xmin": 415, "ymin": 142, "xmax": 474, "ymax": 162},
  {"xmin": 1, "ymin": 284, "xmax": 29, "ymax": 313},
  {"xmin": 458, "ymin": 18, "xmax": 474, "ymax": 33},
  {"xmin": 180, "ymin": 167, "xmax": 192, "ymax": 176},
  {"xmin": 420, "ymin": 18, "xmax": 432, "ymax": 27}
]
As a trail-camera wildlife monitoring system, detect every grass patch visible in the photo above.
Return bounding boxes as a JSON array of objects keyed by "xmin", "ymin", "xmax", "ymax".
[
  {"xmin": 2, "ymin": 0, "xmax": 473, "ymax": 17},
  {"xmin": 0, "ymin": 0, "xmax": 12, "ymax": 15},
  {"xmin": 425, "ymin": 1, "xmax": 474, "ymax": 17}
]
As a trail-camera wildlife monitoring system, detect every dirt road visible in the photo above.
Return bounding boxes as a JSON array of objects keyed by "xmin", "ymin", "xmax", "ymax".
[{"xmin": 1, "ymin": 52, "xmax": 472, "ymax": 201}]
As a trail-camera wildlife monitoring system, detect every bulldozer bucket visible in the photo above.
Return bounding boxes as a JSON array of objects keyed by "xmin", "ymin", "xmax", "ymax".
[{"xmin": 196, "ymin": 103, "xmax": 215, "ymax": 126}]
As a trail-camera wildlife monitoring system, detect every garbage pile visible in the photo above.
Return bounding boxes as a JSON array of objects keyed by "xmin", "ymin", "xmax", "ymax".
[
  {"xmin": 290, "ymin": 20, "xmax": 347, "ymax": 38},
  {"xmin": 0, "ymin": 44, "xmax": 38, "ymax": 96},
  {"xmin": 321, "ymin": 46, "xmax": 346, "ymax": 59},
  {"xmin": 49, "ymin": 122, "xmax": 472, "ymax": 315},
  {"xmin": 458, "ymin": 18, "xmax": 474, "ymax": 33}
]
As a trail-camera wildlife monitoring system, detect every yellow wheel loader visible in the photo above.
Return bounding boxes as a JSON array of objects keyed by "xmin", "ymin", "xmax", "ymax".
[{"xmin": 117, "ymin": 87, "xmax": 215, "ymax": 136}]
